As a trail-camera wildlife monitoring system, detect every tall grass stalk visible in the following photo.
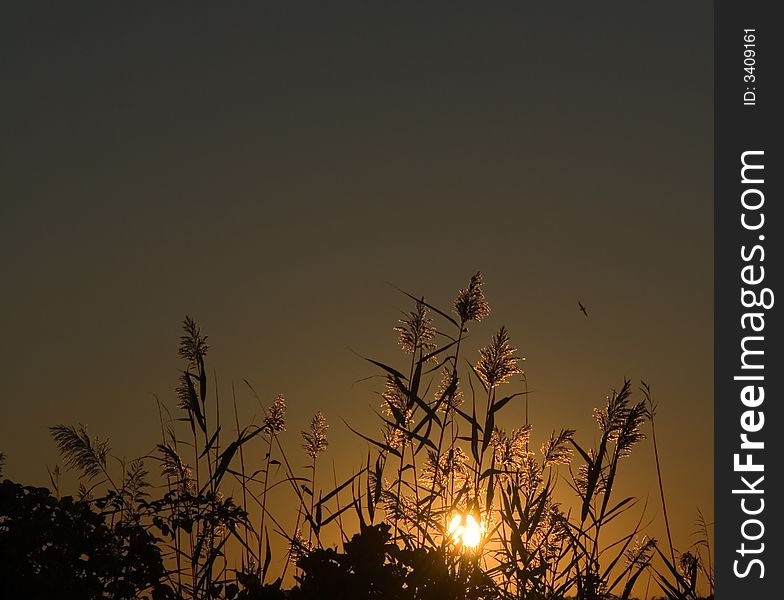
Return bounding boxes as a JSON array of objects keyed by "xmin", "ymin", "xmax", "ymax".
[
  {"xmin": 643, "ymin": 382, "xmax": 676, "ymax": 568},
  {"xmin": 36, "ymin": 277, "xmax": 708, "ymax": 600}
]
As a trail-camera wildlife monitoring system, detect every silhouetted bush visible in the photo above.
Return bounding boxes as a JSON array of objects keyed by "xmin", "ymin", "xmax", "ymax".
[
  {"xmin": 0, "ymin": 478, "xmax": 173, "ymax": 600},
  {"xmin": 293, "ymin": 523, "xmax": 497, "ymax": 600}
]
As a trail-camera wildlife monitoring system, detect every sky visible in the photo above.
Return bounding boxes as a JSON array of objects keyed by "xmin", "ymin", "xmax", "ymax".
[{"xmin": 1, "ymin": 1, "xmax": 713, "ymax": 587}]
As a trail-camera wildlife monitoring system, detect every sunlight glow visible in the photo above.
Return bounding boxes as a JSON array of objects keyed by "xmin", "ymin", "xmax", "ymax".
[{"xmin": 447, "ymin": 512, "xmax": 484, "ymax": 549}]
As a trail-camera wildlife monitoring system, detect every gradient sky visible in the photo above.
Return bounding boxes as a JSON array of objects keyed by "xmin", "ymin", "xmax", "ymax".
[{"xmin": 1, "ymin": 1, "xmax": 713, "ymax": 583}]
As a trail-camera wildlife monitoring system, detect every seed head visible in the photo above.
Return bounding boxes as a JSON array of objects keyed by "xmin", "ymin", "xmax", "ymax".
[
  {"xmin": 301, "ymin": 412, "xmax": 329, "ymax": 459},
  {"xmin": 289, "ymin": 529, "xmax": 312, "ymax": 563},
  {"xmin": 434, "ymin": 368, "xmax": 463, "ymax": 412},
  {"xmin": 679, "ymin": 551, "xmax": 700, "ymax": 584},
  {"xmin": 475, "ymin": 326, "xmax": 522, "ymax": 388},
  {"xmin": 420, "ymin": 447, "xmax": 471, "ymax": 493},
  {"xmin": 593, "ymin": 381, "xmax": 647, "ymax": 457},
  {"xmin": 381, "ymin": 376, "xmax": 412, "ymax": 427},
  {"xmin": 625, "ymin": 536, "xmax": 657, "ymax": 568},
  {"xmin": 541, "ymin": 429, "xmax": 575, "ymax": 466},
  {"xmin": 491, "ymin": 426, "xmax": 531, "ymax": 470},
  {"xmin": 453, "ymin": 272, "xmax": 491, "ymax": 325},
  {"xmin": 394, "ymin": 299, "xmax": 436, "ymax": 354},
  {"xmin": 383, "ymin": 423, "xmax": 404, "ymax": 450},
  {"xmin": 178, "ymin": 316, "xmax": 209, "ymax": 366},
  {"xmin": 574, "ymin": 457, "xmax": 608, "ymax": 497},
  {"xmin": 263, "ymin": 394, "xmax": 287, "ymax": 434}
]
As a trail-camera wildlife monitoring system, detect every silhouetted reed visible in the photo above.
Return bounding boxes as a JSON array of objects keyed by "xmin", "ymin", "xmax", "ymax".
[{"xmin": 26, "ymin": 273, "xmax": 713, "ymax": 599}]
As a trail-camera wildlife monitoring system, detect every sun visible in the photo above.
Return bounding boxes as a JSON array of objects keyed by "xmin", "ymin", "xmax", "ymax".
[{"xmin": 447, "ymin": 512, "xmax": 484, "ymax": 549}]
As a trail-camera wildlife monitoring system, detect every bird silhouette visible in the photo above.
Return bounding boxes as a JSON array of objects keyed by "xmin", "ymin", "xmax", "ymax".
[{"xmin": 578, "ymin": 301, "xmax": 588, "ymax": 317}]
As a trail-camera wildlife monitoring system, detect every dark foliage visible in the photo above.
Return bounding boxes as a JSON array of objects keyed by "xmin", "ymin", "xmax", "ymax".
[
  {"xmin": 0, "ymin": 479, "xmax": 172, "ymax": 600},
  {"xmin": 293, "ymin": 523, "xmax": 497, "ymax": 600},
  {"xmin": 228, "ymin": 573, "xmax": 286, "ymax": 600}
]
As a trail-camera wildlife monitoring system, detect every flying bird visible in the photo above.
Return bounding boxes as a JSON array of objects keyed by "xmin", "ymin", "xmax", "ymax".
[{"xmin": 578, "ymin": 301, "xmax": 588, "ymax": 317}]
